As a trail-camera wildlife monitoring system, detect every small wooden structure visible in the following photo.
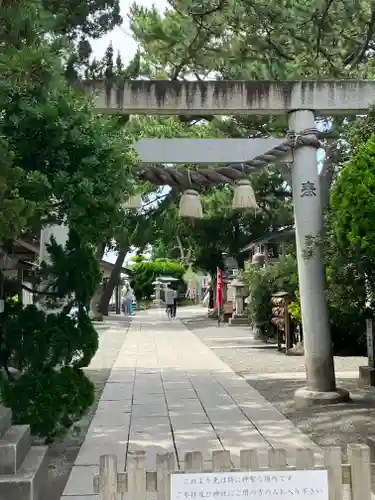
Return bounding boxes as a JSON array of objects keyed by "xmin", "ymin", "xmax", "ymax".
[
  {"xmin": 270, "ymin": 291, "xmax": 295, "ymax": 352},
  {"xmin": 0, "ymin": 238, "xmax": 39, "ymax": 305},
  {"xmin": 95, "ymin": 444, "xmax": 374, "ymax": 500},
  {"xmin": 241, "ymin": 226, "xmax": 295, "ymax": 268},
  {"xmin": 1, "ymin": 237, "xmax": 125, "ymax": 309},
  {"xmin": 223, "ymin": 301, "xmax": 234, "ymax": 322}
]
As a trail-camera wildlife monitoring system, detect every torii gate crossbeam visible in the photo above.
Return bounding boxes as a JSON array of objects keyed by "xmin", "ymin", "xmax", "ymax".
[
  {"xmin": 134, "ymin": 139, "xmax": 293, "ymax": 164},
  {"xmin": 81, "ymin": 79, "xmax": 375, "ymax": 116}
]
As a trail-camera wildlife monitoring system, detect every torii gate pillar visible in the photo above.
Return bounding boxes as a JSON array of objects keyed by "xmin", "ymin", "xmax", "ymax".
[{"xmin": 289, "ymin": 110, "xmax": 349, "ymax": 407}]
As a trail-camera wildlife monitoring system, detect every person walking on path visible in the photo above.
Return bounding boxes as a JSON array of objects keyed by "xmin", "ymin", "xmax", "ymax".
[
  {"xmin": 121, "ymin": 286, "xmax": 129, "ymax": 316},
  {"xmin": 122, "ymin": 286, "xmax": 134, "ymax": 316},
  {"xmin": 165, "ymin": 285, "xmax": 175, "ymax": 318},
  {"xmin": 128, "ymin": 288, "xmax": 135, "ymax": 316}
]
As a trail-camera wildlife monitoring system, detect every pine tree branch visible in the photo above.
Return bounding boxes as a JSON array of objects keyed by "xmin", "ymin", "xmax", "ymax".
[
  {"xmin": 316, "ymin": 0, "xmax": 336, "ymax": 57},
  {"xmin": 345, "ymin": 0, "xmax": 375, "ymax": 68}
]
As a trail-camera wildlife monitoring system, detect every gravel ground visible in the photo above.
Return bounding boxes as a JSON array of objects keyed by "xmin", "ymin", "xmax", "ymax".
[
  {"xmin": 40, "ymin": 315, "xmax": 130, "ymax": 500},
  {"xmin": 182, "ymin": 312, "xmax": 375, "ymax": 457}
]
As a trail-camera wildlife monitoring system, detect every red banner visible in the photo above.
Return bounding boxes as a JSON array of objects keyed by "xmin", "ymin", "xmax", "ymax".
[{"xmin": 216, "ymin": 267, "xmax": 223, "ymax": 309}]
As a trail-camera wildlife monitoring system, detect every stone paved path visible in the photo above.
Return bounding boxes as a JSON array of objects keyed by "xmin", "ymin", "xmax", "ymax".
[{"xmin": 61, "ymin": 307, "xmax": 319, "ymax": 499}]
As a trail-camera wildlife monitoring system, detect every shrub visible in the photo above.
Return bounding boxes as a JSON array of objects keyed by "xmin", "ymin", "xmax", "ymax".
[
  {"xmin": 0, "ymin": 234, "xmax": 99, "ymax": 441},
  {"xmin": 1, "ymin": 366, "xmax": 94, "ymax": 442},
  {"xmin": 243, "ymin": 255, "xmax": 298, "ymax": 334}
]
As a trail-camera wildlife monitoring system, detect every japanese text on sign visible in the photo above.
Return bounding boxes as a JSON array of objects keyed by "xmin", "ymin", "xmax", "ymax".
[{"xmin": 171, "ymin": 470, "xmax": 328, "ymax": 500}]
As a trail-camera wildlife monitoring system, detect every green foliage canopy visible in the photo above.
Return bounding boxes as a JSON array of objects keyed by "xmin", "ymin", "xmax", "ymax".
[
  {"xmin": 130, "ymin": 258, "xmax": 186, "ymax": 301},
  {"xmin": 0, "ymin": 0, "xmax": 136, "ymax": 440}
]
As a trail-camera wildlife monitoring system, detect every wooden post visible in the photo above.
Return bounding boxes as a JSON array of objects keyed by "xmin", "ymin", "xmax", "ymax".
[
  {"xmin": 128, "ymin": 451, "xmax": 146, "ymax": 500},
  {"xmin": 99, "ymin": 455, "xmax": 118, "ymax": 500},
  {"xmin": 156, "ymin": 452, "xmax": 175, "ymax": 500},
  {"xmin": 359, "ymin": 315, "xmax": 375, "ymax": 385},
  {"xmin": 323, "ymin": 447, "xmax": 342, "ymax": 500},
  {"xmin": 347, "ymin": 443, "xmax": 371, "ymax": 500},
  {"xmin": 184, "ymin": 451, "xmax": 203, "ymax": 473}
]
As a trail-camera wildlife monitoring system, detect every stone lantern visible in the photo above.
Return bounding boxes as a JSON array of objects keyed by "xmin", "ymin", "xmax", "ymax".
[
  {"xmin": 229, "ymin": 277, "xmax": 248, "ymax": 326},
  {"xmin": 152, "ymin": 280, "xmax": 162, "ymax": 307},
  {"xmin": 252, "ymin": 251, "xmax": 265, "ymax": 267}
]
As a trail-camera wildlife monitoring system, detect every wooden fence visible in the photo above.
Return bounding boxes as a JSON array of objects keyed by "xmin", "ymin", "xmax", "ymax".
[{"xmin": 93, "ymin": 445, "xmax": 374, "ymax": 500}]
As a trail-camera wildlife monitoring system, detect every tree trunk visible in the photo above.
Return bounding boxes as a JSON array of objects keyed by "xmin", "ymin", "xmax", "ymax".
[
  {"xmin": 89, "ymin": 286, "xmax": 104, "ymax": 321},
  {"xmin": 319, "ymin": 143, "xmax": 341, "ymax": 210},
  {"xmin": 99, "ymin": 247, "xmax": 128, "ymax": 316},
  {"xmin": 89, "ymin": 243, "xmax": 106, "ymax": 321}
]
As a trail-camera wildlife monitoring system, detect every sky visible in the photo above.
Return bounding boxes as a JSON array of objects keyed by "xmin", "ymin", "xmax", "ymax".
[{"xmin": 91, "ymin": 0, "xmax": 168, "ymax": 65}]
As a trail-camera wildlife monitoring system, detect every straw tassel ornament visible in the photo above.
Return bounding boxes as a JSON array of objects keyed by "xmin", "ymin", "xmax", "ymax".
[
  {"xmin": 179, "ymin": 189, "xmax": 203, "ymax": 218},
  {"xmin": 232, "ymin": 179, "xmax": 257, "ymax": 209}
]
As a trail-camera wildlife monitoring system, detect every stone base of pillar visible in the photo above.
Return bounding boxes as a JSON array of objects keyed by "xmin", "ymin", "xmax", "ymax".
[
  {"xmin": 152, "ymin": 299, "xmax": 163, "ymax": 308},
  {"xmin": 89, "ymin": 312, "xmax": 103, "ymax": 322},
  {"xmin": 229, "ymin": 315, "xmax": 249, "ymax": 326},
  {"xmin": 286, "ymin": 342, "xmax": 304, "ymax": 356},
  {"xmin": 359, "ymin": 365, "xmax": 375, "ymax": 386},
  {"xmin": 252, "ymin": 325, "xmax": 263, "ymax": 339},
  {"xmin": 294, "ymin": 386, "xmax": 350, "ymax": 408}
]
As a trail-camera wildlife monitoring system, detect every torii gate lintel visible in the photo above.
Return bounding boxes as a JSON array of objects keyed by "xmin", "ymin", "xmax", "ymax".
[{"xmin": 83, "ymin": 79, "xmax": 375, "ymax": 117}]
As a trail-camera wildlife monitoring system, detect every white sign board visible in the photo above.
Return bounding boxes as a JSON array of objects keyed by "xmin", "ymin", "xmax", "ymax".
[{"xmin": 171, "ymin": 471, "xmax": 328, "ymax": 500}]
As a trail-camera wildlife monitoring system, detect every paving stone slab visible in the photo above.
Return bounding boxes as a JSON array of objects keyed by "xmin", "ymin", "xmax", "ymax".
[
  {"xmin": 165, "ymin": 387, "xmax": 196, "ymax": 397},
  {"xmin": 163, "ymin": 381, "xmax": 193, "ymax": 391},
  {"xmin": 136, "ymin": 369, "xmax": 160, "ymax": 375},
  {"xmin": 161, "ymin": 373, "xmax": 189, "ymax": 383},
  {"xmin": 96, "ymin": 399, "xmax": 132, "ymax": 413},
  {"xmin": 128, "ymin": 432, "xmax": 174, "ymax": 449},
  {"xmin": 63, "ymin": 465, "xmax": 98, "ymax": 496},
  {"xmin": 90, "ymin": 409, "xmax": 131, "ymax": 427},
  {"xmin": 218, "ymin": 428, "xmax": 270, "ymax": 449},
  {"xmin": 168, "ymin": 400, "xmax": 203, "ymax": 411},
  {"xmin": 206, "ymin": 409, "xmax": 247, "ymax": 425},
  {"xmin": 107, "ymin": 369, "xmax": 135, "ymax": 383},
  {"xmin": 133, "ymin": 394, "xmax": 166, "ymax": 405},
  {"xmin": 100, "ymin": 382, "xmax": 134, "ymax": 401},
  {"xmin": 133, "ymin": 382, "xmax": 164, "ymax": 392},
  {"xmin": 75, "ymin": 426, "xmax": 127, "ymax": 469},
  {"xmin": 169, "ymin": 408, "xmax": 210, "ymax": 419},
  {"xmin": 131, "ymin": 403, "xmax": 168, "ymax": 418},
  {"xmin": 173, "ymin": 423, "xmax": 216, "ymax": 438},
  {"xmin": 238, "ymin": 404, "xmax": 289, "ymax": 423},
  {"xmin": 130, "ymin": 415, "xmax": 170, "ymax": 428},
  {"xmin": 170, "ymin": 414, "xmax": 211, "ymax": 426},
  {"xmin": 129, "ymin": 430, "xmax": 173, "ymax": 444}
]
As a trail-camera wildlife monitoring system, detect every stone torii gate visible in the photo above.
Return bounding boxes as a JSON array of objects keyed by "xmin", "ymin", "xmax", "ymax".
[
  {"xmin": 131, "ymin": 130, "xmax": 336, "ymax": 409},
  {"xmin": 80, "ymin": 80, "xmax": 375, "ymax": 406}
]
